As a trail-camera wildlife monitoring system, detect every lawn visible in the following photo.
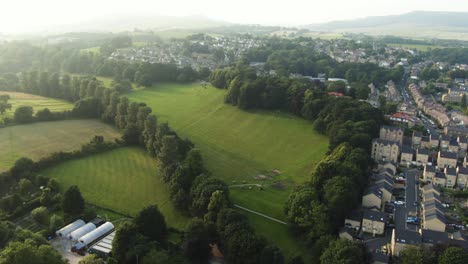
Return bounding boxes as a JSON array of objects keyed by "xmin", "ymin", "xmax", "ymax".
[
  {"xmin": 0, "ymin": 119, "xmax": 120, "ymax": 171},
  {"xmin": 0, "ymin": 91, "xmax": 73, "ymax": 122},
  {"xmin": 41, "ymin": 147, "xmax": 189, "ymax": 229},
  {"xmin": 127, "ymin": 83, "xmax": 328, "ymax": 218}
]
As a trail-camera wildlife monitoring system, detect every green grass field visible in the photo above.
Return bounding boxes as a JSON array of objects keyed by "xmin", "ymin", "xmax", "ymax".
[
  {"xmin": 126, "ymin": 83, "xmax": 328, "ymax": 254},
  {"xmin": 0, "ymin": 91, "xmax": 73, "ymax": 122},
  {"xmin": 0, "ymin": 119, "xmax": 120, "ymax": 171},
  {"xmin": 387, "ymin": 43, "xmax": 443, "ymax": 51},
  {"xmin": 41, "ymin": 147, "xmax": 189, "ymax": 229}
]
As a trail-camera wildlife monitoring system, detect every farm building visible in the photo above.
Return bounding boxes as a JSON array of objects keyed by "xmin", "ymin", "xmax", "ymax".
[
  {"xmin": 69, "ymin": 223, "xmax": 96, "ymax": 241},
  {"xmin": 56, "ymin": 219, "xmax": 85, "ymax": 237},
  {"xmin": 88, "ymin": 231, "xmax": 115, "ymax": 258},
  {"xmin": 79, "ymin": 222, "xmax": 114, "ymax": 246}
]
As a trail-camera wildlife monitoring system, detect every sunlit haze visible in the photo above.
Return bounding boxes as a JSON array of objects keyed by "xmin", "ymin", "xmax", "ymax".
[{"xmin": 1, "ymin": 0, "xmax": 468, "ymax": 33}]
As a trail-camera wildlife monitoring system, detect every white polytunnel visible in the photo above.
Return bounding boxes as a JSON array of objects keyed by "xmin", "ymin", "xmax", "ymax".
[
  {"xmin": 55, "ymin": 219, "xmax": 85, "ymax": 237},
  {"xmin": 79, "ymin": 222, "xmax": 114, "ymax": 246},
  {"xmin": 69, "ymin": 223, "xmax": 96, "ymax": 241}
]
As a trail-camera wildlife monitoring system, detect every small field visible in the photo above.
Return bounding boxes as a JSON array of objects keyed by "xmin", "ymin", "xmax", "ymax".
[
  {"xmin": 41, "ymin": 147, "xmax": 189, "ymax": 229},
  {"xmin": 0, "ymin": 119, "xmax": 120, "ymax": 171},
  {"xmin": 0, "ymin": 91, "xmax": 73, "ymax": 122}
]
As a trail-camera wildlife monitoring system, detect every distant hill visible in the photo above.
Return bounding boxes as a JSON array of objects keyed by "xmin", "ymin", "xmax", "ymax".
[
  {"xmin": 25, "ymin": 14, "xmax": 231, "ymax": 35},
  {"xmin": 304, "ymin": 11, "xmax": 468, "ymax": 40}
]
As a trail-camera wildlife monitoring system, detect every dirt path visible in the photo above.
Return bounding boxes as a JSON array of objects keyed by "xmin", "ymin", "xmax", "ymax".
[
  {"xmin": 234, "ymin": 204, "xmax": 287, "ymax": 225},
  {"xmin": 229, "ymin": 184, "xmax": 262, "ymax": 188}
]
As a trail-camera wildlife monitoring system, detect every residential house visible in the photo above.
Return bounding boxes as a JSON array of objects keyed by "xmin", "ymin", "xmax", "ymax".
[
  {"xmin": 375, "ymin": 174, "xmax": 394, "ymax": 205},
  {"xmin": 391, "ymin": 228, "xmax": 421, "ymax": 256},
  {"xmin": 362, "ymin": 187, "xmax": 383, "ymax": 210},
  {"xmin": 458, "ymin": 137, "xmax": 468, "ymax": 156},
  {"xmin": 344, "ymin": 210, "xmax": 362, "ymax": 231},
  {"xmin": 433, "ymin": 172, "xmax": 447, "ymax": 186},
  {"xmin": 420, "ymin": 136, "xmax": 431, "ymax": 149},
  {"xmin": 362, "ymin": 209, "xmax": 387, "ymax": 236},
  {"xmin": 421, "ymin": 229, "xmax": 449, "ymax": 247},
  {"xmin": 423, "ymin": 165, "xmax": 436, "ymax": 182},
  {"xmin": 379, "ymin": 126, "xmax": 404, "ymax": 144},
  {"xmin": 430, "ymin": 134, "xmax": 440, "ymax": 149},
  {"xmin": 412, "ymin": 131, "xmax": 422, "ymax": 148},
  {"xmin": 444, "ymin": 167, "xmax": 457, "ymax": 188},
  {"xmin": 422, "ymin": 190, "xmax": 446, "ymax": 232},
  {"xmin": 417, "ymin": 148, "xmax": 430, "ymax": 166},
  {"xmin": 424, "ymin": 211, "xmax": 446, "ymax": 232},
  {"xmin": 437, "ymin": 151, "xmax": 458, "ymax": 168},
  {"xmin": 422, "ymin": 183, "xmax": 440, "ymax": 196},
  {"xmin": 372, "ymin": 139, "xmax": 400, "ymax": 163},
  {"xmin": 379, "ymin": 162, "xmax": 397, "ymax": 176},
  {"xmin": 445, "ymin": 126, "xmax": 468, "ymax": 138},
  {"xmin": 440, "ymin": 135, "xmax": 451, "ymax": 150},
  {"xmin": 400, "ymin": 147, "xmax": 414, "ymax": 165},
  {"xmin": 457, "ymin": 166, "xmax": 468, "ymax": 189},
  {"xmin": 448, "ymin": 139, "xmax": 459, "ymax": 154}
]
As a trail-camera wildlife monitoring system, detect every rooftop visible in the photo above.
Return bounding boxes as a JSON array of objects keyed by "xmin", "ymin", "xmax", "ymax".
[
  {"xmin": 445, "ymin": 167, "xmax": 457, "ymax": 176},
  {"xmin": 363, "ymin": 209, "xmax": 386, "ymax": 223},
  {"xmin": 439, "ymin": 151, "xmax": 457, "ymax": 160},
  {"xmin": 421, "ymin": 229, "xmax": 449, "ymax": 244}
]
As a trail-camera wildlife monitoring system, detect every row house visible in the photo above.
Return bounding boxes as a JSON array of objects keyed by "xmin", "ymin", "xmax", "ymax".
[
  {"xmin": 437, "ymin": 151, "xmax": 458, "ymax": 168},
  {"xmin": 421, "ymin": 187, "xmax": 446, "ymax": 232},
  {"xmin": 400, "ymin": 147, "xmax": 414, "ymax": 165},
  {"xmin": 424, "ymin": 164, "xmax": 468, "ymax": 189},
  {"xmin": 416, "ymin": 148, "xmax": 430, "ymax": 166}
]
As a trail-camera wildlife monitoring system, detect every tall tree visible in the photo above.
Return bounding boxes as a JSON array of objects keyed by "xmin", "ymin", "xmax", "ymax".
[
  {"xmin": 320, "ymin": 239, "xmax": 369, "ymax": 264},
  {"xmin": 134, "ymin": 205, "xmax": 167, "ymax": 243},
  {"xmin": 142, "ymin": 114, "xmax": 158, "ymax": 155},
  {"xmin": 115, "ymin": 96, "xmax": 129, "ymax": 129},
  {"xmin": 159, "ymin": 135, "xmax": 180, "ymax": 182},
  {"xmin": 62, "ymin": 185, "xmax": 85, "ymax": 216}
]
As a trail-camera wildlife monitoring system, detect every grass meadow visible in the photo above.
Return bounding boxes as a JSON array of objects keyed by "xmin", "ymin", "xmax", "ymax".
[
  {"xmin": 0, "ymin": 119, "xmax": 120, "ymax": 171},
  {"xmin": 0, "ymin": 91, "xmax": 73, "ymax": 122},
  {"xmin": 126, "ymin": 83, "xmax": 328, "ymax": 255},
  {"xmin": 41, "ymin": 147, "xmax": 189, "ymax": 229}
]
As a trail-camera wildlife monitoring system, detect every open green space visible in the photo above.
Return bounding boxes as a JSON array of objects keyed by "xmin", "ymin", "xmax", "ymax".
[
  {"xmin": 126, "ymin": 83, "xmax": 328, "ymax": 219},
  {"xmin": 0, "ymin": 119, "xmax": 120, "ymax": 171},
  {"xmin": 387, "ymin": 43, "xmax": 444, "ymax": 51},
  {"xmin": 0, "ymin": 91, "xmax": 73, "ymax": 122},
  {"xmin": 41, "ymin": 147, "xmax": 189, "ymax": 229},
  {"xmin": 240, "ymin": 210, "xmax": 311, "ymax": 261}
]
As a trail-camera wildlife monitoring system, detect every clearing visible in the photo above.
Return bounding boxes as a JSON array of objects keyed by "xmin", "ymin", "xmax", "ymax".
[
  {"xmin": 0, "ymin": 91, "xmax": 73, "ymax": 122},
  {"xmin": 0, "ymin": 119, "xmax": 120, "ymax": 171},
  {"xmin": 41, "ymin": 147, "xmax": 189, "ymax": 229}
]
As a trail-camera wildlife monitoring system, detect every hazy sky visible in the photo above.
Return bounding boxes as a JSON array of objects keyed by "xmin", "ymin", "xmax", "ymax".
[{"xmin": 1, "ymin": 0, "xmax": 468, "ymax": 33}]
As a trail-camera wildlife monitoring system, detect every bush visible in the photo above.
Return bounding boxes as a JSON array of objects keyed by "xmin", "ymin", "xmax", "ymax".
[
  {"xmin": 18, "ymin": 178, "xmax": 34, "ymax": 195},
  {"xmin": 31, "ymin": 206, "xmax": 49, "ymax": 225},
  {"xmin": 14, "ymin": 105, "xmax": 34, "ymax": 123}
]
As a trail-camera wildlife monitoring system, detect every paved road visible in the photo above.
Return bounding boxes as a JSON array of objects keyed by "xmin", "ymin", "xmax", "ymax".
[
  {"xmin": 234, "ymin": 204, "xmax": 287, "ymax": 225},
  {"xmin": 394, "ymin": 169, "xmax": 420, "ymax": 233}
]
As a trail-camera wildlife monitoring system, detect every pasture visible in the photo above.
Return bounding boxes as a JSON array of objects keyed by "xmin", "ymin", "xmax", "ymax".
[
  {"xmin": 0, "ymin": 91, "xmax": 73, "ymax": 122},
  {"xmin": 41, "ymin": 147, "xmax": 189, "ymax": 229},
  {"xmin": 0, "ymin": 119, "xmax": 120, "ymax": 171},
  {"xmin": 127, "ymin": 83, "xmax": 328, "ymax": 218}
]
